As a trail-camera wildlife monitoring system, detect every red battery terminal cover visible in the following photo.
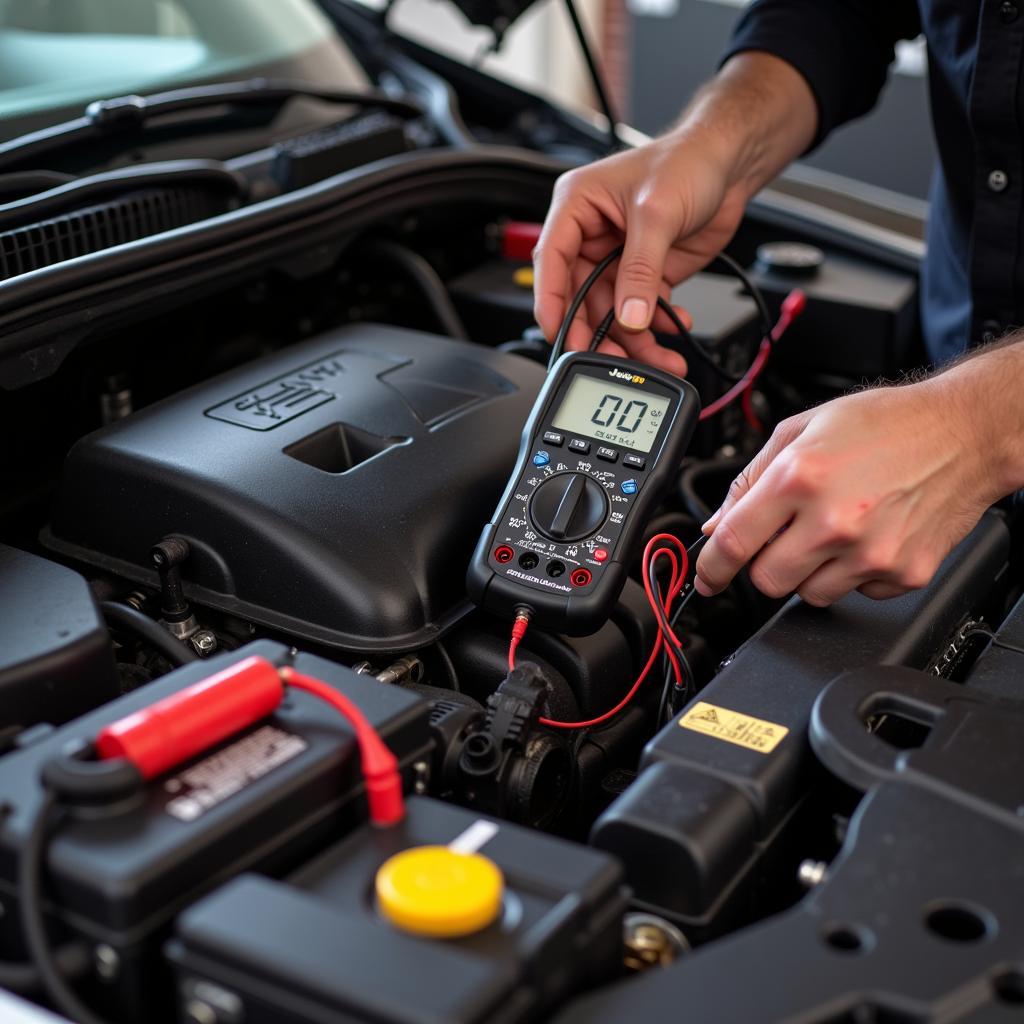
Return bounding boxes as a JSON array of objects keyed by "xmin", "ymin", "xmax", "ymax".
[
  {"xmin": 95, "ymin": 656, "xmax": 283, "ymax": 781},
  {"xmin": 95, "ymin": 656, "xmax": 405, "ymax": 825},
  {"xmin": 501, "ymin": 221, "xmax": 543, "ymax": 264}
]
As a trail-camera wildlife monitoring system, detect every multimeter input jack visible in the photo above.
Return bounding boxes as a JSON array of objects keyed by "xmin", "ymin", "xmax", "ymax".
[
  {"xmin": 494, "ymin": 546, "xmax": 514, "ymax": 564},
  {"xmin": 570, "ymin": 568, "xmax": 592, "ymax": 588},
  {"xmin": 518, "ymin": 552, "xmax": 539, "ymax": 570}
]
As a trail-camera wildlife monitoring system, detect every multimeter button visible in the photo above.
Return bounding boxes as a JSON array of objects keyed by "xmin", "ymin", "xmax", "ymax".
[
  {"xmin": 621, "ymin": 479, "xmax": 639, "ymax": 495},
  {"xmin": 542, "ymin": 431, "xmax": 564, "ymax": 447},
  {"xmin": 532, "ymin": 451, "xmax": 551, "ymax": 467},
  {"xmin": 594, "ymin": 548, "xmax": 609, "ymax": 562},
  {"xmin": 530, "ymin": 473, "xmax": 608, "ymax": 541},
  {"xmin": 568, "ymin": 438, "xmax": 591, "ymax": 454},
  {"xmin": 622, "ymin": 454, "xmax": 646, "ymax": 470},
  {"xmin": 596, "ymin": 446, "xmax": 618, "ymax": 463}
]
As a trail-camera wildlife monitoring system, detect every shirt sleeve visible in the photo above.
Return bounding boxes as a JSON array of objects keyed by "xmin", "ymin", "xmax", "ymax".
[{"xmin": 720, "ymin": 0, "xmax": 922, "ymax": 149}]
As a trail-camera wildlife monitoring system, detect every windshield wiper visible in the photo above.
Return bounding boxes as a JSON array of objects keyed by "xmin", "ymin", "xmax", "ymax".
[{"xmin": 0, "ymin": 78, "xmax": 424, "ymax": 174}]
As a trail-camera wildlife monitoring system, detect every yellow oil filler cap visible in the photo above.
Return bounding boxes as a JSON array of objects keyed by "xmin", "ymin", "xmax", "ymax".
[{"xmin": 375, "ymin": 845, "xmax": 504, "ymax": 938}]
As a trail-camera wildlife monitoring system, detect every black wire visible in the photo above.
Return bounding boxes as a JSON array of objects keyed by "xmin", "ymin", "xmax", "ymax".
[
  {"xmin": 100, "ymin": 602, "xmax": 198, "ymax": 666},
  {"xmin": 549, "ymin": 244, "xmax": 623, "ymax": 368},
  {"xmin": 20, "ymin": 792, "xmax": 112, "ymax": 1024},
  {"xmin": 588, "ymin": 308, "xmax": 616, "ymax": 351},
  {"xmin": 963, "ymin": 628, "xmax": 1024, "ymax": 658},
  {"xmin": 550, "ymin": 244, "xmax": 773, "ymax": 385},
  {"xmin": 588, "ymin": 295, "xmax": 741, "ymax": 383},
  {"xmin": 656, "ymin": 659, "xmax": 675, "ymax": 727},
  {"xmin": 713, "ymin": 251, "xmax": 773, "ymax": 340},
  {"xmin": 363, "ymin": 239, "xmax": 469, "ymax": 341},
  {"xmin": 646, "ymin": 558, "xmax": 688, "ymax": 699},
  {"xmin": 653, "ymin": 539, "xmax": 706, "ymax": 727},
  {"xmin": 434, "ymin": 639, "xmax": 461, "ymax": 692},
  {"xmin": 656, "ymin": 298, "xmax": 744, "ymax": 383},
  {"xmin": 647, "ymin": 560, "xmax": 685, "ymax": 663},
  {"xmin": 562, "ymin": 0, "xmax": 619, "ymax": 152},
  {"xmin": 667, "ymin": 535, "xmax": 708, "ymax": 632}
]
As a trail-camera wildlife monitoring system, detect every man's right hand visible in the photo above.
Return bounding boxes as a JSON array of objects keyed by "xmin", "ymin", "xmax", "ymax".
[{"xmin": 532, "ymin": 52, "xmax": 819, "ymax": 374}]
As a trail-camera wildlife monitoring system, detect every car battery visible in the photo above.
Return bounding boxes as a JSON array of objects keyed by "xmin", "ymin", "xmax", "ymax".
[
  {"xmin": 168, "ymin": 796, "xmax": 628, "ymax": 1024},
  {"xmin": 0, "ymin": 640, "xmax": 432, "ymax": 1021}
]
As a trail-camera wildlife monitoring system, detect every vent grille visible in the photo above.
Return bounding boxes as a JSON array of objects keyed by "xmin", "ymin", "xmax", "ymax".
[{"xmin": 0, "ymin": 187, "xmax": 230, "ymax": 282}]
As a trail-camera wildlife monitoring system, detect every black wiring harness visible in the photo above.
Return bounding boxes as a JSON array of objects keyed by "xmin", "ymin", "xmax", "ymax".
[{"xmin": 546, "ymin": 243, "xmax": 774, "ymax": 380}]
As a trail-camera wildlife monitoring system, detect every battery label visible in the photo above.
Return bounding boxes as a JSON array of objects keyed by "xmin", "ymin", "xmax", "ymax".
[
  {"xmin": 163, "ymin": 725, "xmax": 308, "ymax": 822},
  {"xmin": 678, "ymin": 702, "xmax": 788, "ymax": 754}
]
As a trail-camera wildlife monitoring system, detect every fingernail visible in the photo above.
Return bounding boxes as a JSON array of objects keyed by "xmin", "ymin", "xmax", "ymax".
[
  {"xmin": 694, "ymin": 576, "xmax": 713, "ymax": 597},
  {"xmin": 702, "ymin": 510, "xmax": 721, "ymax": 534},
  {"xmin": 619, "ymin": 298, "xmax": 649, "ymax": 330}
]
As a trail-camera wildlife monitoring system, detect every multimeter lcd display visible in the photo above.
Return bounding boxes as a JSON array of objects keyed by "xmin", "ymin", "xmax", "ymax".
[{"xmin": 551, "ymin": 374, "xmax": 671, "ymax": 453}]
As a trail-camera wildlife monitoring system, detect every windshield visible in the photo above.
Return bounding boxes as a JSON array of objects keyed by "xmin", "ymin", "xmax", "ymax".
[{"xmin": 0, "ymin": 0, "xmax": 365, "ymax": 124}]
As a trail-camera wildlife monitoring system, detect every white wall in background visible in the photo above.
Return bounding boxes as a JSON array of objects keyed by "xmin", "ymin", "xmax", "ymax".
[{"xmin": 359, "ymin": 0, "xmax": 604, "ymax": 113}]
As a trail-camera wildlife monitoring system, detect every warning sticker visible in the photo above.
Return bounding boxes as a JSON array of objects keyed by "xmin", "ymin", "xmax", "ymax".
[
  {"xmin": 163, "ymin": 725, "xmax": 308, "ymax": 822},
  {"xmin": 678, "ymin": 702, "xmax": 788, "ymax": 754}
]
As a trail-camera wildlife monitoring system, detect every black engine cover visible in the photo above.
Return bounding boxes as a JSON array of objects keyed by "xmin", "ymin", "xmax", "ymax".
[{"xmin": 44, "ymin": 325, "xmax": 544, "ymax": 652}]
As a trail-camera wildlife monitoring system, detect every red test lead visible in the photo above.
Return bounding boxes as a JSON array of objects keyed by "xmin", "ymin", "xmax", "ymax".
[
  {"xmin": 280, "ymin": 666, "xmax": 405, "ymax": 826},
  {"xmin": 699, "ymin": 287, "xmax": 806, "ymax": 422}
]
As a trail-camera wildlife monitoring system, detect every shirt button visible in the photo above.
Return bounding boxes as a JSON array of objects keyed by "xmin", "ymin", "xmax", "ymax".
[
  {"xmin": 1000, "ymin": 1, "xmax": 1019, "ymax": 23},
  {"xmin": 981, "ymin": 319, "xmax": 1002, "ymax": 344},
  {"xmin": 988, "ymin": 169, "xmax": 1010, "ymax": 192}
]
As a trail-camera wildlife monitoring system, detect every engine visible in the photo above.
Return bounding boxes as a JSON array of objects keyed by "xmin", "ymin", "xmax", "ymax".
[
  {"xmin": 0, "ymin": 222, "xmax": 1020, "ymax": 1024},
  {"xmin": 43, "ymin": 325, "xmax": 544, "ymax": 654}
]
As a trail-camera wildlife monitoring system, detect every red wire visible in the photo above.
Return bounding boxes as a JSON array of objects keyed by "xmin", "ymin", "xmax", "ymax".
[
  {"xmin": 647, "ymin": 548, "xmax": 683, "ymax": 685},
  {"xmin": 507, "ymin": 612, "xmax": 531, "ymax": 672},
  {"xmin": 280, "ymin": 667, "xmax": 404, "ymax": 825},
  {"xmin": 741, "ymin": 385, "xmax": 764, "ymax": 432},
  {"xmin": 537, "ymin": 533, "xmax": 689, "ymax": 730},
  {"xmin": 699, "ymin": 289, "xmax": 805, "ymax": 422},
  {"xmin": 699, "ymin": 335, "xmax": 773, "ymax": 420}
]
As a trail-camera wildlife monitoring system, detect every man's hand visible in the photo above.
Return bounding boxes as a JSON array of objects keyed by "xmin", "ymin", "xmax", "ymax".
[
  {"xmin": 533, "ymin": 137, "xmax": 738, "ymax": 376},
  {"xmin": 695, "ymin": 345, "xmax": 1024, "ymax": 605},
  {"xmin": 532, "ymin": 52, "xmax": 817, "ymax": 374}
]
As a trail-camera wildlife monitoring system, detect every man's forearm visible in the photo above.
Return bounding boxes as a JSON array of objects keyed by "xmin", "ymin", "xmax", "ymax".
[
  {"xmin": 670, "ymin": 52, "xmax": 818, "ymax": 204},
  {"xmin": 933, "ymin": 336, "xmax": 1024, "ymax": 500}
]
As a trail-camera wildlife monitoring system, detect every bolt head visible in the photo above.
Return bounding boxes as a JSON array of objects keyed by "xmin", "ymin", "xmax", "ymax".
[{"xmin": 191, "ymin": 631, "xmax": 217, "ymax": 656}]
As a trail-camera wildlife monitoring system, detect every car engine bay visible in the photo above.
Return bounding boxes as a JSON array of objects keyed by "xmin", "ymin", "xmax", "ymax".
[{"xmin": 0, "ymin": 4, "xmax": 1023, "ymax": 1021}]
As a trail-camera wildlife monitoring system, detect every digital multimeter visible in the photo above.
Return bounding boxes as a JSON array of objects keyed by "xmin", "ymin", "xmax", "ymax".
[{"xmin": 467, "ymin": 352, "xmax": 700, "ymax": 635}]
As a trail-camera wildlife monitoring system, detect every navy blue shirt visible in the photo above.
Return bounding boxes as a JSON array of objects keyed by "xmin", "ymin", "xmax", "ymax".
[{"xmin": 724, "ymin": 0, "xmax": 1022, "ymax": 364}]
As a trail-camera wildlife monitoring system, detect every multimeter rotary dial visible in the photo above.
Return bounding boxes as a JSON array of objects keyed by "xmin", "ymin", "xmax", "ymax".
[{"xmin": 529, "ymin": 472, "xmax": 609, "ymax": 542}]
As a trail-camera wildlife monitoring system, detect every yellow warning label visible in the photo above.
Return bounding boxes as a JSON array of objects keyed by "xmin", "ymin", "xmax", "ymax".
[{"xmin": 679, "ymin": 702, "xmax": 788, "ymax": 754}]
